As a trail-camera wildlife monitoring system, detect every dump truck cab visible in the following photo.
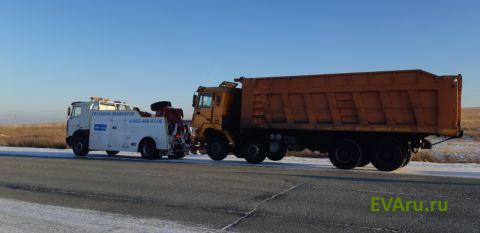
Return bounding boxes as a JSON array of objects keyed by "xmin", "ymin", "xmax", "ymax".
[{"xmin": 191, "ymin": 81, "xmax": 241, "ymax": 158}]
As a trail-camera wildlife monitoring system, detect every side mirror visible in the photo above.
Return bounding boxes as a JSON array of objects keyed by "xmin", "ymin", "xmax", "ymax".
[{"xmin": 67, "ymin": 107, "xmax": 71, "ymax": 116}]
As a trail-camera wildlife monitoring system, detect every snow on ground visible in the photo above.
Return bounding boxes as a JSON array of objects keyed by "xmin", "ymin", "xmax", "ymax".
[
  {"xmin": 417, "ymin": 135, "xmax": 480, "ymax": 163},
  {"xmin": 0, "ymin": 146, "xmax": 479, "ymax": 179},
  {"xmin": 0, "ymin": 198, "xmax": 213, "ymax": 233}
]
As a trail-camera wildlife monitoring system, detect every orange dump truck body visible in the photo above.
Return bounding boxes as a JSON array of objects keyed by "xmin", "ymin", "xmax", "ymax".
[{"xmin": 238, "ymin": 70, "xmax": 462, "ymax": 137}]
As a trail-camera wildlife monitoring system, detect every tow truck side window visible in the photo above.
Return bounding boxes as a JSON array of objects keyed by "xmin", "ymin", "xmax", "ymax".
[
  {"xmin": 199, "ymin": 93, "xmax": 213, "ymax": 108},
  {"xmin": 72, "ymin": 106, "xmax": 81, "ymax": 118}
]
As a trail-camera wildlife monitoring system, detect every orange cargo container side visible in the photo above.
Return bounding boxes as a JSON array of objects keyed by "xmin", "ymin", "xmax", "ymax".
[{"xmin": 239, "ymin": 70, "xmax": 461, "ymax": 137}]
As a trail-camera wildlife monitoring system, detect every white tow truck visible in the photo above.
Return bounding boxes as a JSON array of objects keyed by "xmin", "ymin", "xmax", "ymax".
[{"xmin": 66, "ymin": 97, "xmax": 185, "ymax": 159}]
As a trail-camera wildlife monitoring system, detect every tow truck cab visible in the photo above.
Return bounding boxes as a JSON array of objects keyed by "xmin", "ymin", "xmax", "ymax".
[{"xmin": 66, "ymin": 97, "xmax": 131, "ymax": 146}]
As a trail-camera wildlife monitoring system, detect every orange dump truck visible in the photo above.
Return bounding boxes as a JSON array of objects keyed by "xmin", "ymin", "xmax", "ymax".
[{"xmin": 191, "ymin": 70, "xmax": 462, "ymax": 171}]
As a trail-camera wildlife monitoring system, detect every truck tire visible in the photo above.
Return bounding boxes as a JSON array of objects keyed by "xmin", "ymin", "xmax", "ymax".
[
  {"xmin": 402, "ymin": 152, "xmax": 412, "ymax": 167},
  {"xmin": 206, "ymin": 135, "xmax": 229, "ymax": 161},
  {"xmin": 329, "ymin": 138, "xmax": 362, "ymax": 169},
  {"xmin": 106, "ymin": 150, "xmax": 119, "ymax": 156},
  {"xmin": 370, "ymin": 138, "xmax": 405, "ymax": 171},
  {"xmin": 72, "ymin": 137, "xmax": 89, "ymax": 157},
  {"xmin": 243, "ymin": 138, "xmax": 267, "ymax": 164},
  {"xmin": 267, "ymin": 143, "xmax": 287, "ymax": 161},
  {"xmin": 402, "ymin": 145, "xmax": 412, "ymax": 167},
  {"xmin": 150, "ymin": 101, "xmax": 172, "ymax": 111},
  {"xmin": 140, "ymin": 139, "xmax": 158, "ymax": 160}
]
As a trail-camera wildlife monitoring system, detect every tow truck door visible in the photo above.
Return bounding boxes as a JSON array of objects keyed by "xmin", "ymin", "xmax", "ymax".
[{"xmin": 67, "ymin": 104, "xmax": 90, "ymax": 136}]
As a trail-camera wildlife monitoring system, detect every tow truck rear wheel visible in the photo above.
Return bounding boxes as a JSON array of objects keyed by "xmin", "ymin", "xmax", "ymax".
[
  {"xmin": 140, "ymin": 139, "xmax": 158, "ymax": 160},
  {"xmin": 370, "ymin": 138, "xmax": 405, "ymax": 171},
  {"xmin": 72, "ymin": 137, "xmax": 89, "ymax": 157},
  {"xmin": 329, "ymin": 138, "xmax": 362, "ymax": 169},
  {"xmin": 106, "ymin": 150, "xmax": 119, "ymax": 156},
  {"xmin": 206, "ymin": 135, "xmax": 229, "ymax": 161}
]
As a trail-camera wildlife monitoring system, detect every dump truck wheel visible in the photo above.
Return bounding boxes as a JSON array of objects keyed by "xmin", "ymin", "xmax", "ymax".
[
  {"xmin": 402, "ymin": 145, "xmax": 412, "ymax": 167},
  {"xmin": 140, "ymin": 139, "xmax": 158, "ymax": 160},
  {"xmin": 106, "ymin": 150, "xmax": 119, "ymax": 156},
  {"xmin": 243, "ymin": 138, "xmax": 267, "ymax": 164},
  {"xmin": 371, "ymin": 138, "xmax": 405, "ymax": 171},
  {"xmin": 267, "ymin": 143, "xmax": 286, "ymax": 161},
  {"xmin": 206, "ymin": 136, "xmax": 229, "ymax": 161},
  {"xmin": 72, "ymin": 137, "xmax": 89, "ymax": 157},
  {"xmin": 402, "ymin": 152, "xmax": 412, "ymax": 167},
  {"xmin": 329, "ymin": 138, "xmax": 362, "ymax": 169}
]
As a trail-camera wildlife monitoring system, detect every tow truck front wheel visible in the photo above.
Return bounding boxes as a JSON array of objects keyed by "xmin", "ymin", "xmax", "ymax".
[
  {"xmin": 72, "ymin": 137, "xmax": 89, "ymax": 157},
  {"xmin": 140, "ymin": 139, "xmax": 158, "ymax": 160}
]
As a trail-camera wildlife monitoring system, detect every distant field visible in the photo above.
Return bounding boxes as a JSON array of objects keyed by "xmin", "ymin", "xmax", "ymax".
[
  {"xmin": 412, "ymin": 107, "xmax": 480, "ymax": 163},
  {"xmin": 0, "ymin": 108, "xmax": 479, "ymax": 163},
  {"xmin": 0, "ymin": 123, "xmax": 67, "ymax": 149},
  {"xmin": 460, "ymin": 107, "xmax": 480, "ymax": 139}
]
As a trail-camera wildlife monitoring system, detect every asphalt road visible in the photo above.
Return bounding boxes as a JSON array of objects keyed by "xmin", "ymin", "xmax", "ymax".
[{"xmin": 0, "ymin": 155, "xmax": 479, "ymax": 233}]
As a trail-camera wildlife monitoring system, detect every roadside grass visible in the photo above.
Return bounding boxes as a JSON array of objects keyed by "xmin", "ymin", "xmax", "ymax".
[
  {"xmin": 0, "ymin": 123, "xmax": 67, "ymax": 149},
  {"xmin": 412, "ymin": 107, "xmax": 480, "ymax": 163},
  {"xmin": 460, "ymin": 107, "xmax": 480, "ymax": 139}
]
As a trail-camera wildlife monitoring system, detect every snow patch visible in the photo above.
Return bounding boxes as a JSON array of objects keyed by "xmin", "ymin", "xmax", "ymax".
[{"xmin": 0, "ymin": 198, "xmax": 213, "ymax": 233}]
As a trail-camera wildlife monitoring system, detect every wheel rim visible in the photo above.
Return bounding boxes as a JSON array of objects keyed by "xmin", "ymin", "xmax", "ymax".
[
  {"xmin": 336, "ymin": 148, "xmax": 352, "ymax": 163},
  {"xmin": 210, "ymin": 142, "xmax": 222, "ymax": 154},
  {"xmin": 75, "ymin": 142, "xmax": 83, "ymax": 151},
  {"xmin": 378, "ymin": 148, "xmax": 394, "ymax": 163},
  {"xmin": 143, "ymin": 143, "xmax": 154, "ymax": 156},
  {"xmin": 247, "ymin": 145, "xmax": 259, "ymax": 157}
]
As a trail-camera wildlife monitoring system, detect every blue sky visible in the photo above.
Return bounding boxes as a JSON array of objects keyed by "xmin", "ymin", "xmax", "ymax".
[{"xmin": 0, "ymin": 0, "xmax": 479, "ymax": 123}]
